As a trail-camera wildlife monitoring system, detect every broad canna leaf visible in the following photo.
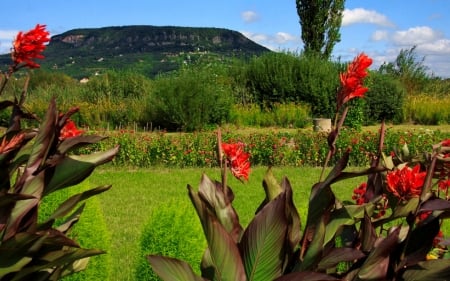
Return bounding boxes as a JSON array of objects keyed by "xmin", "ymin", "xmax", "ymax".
[
  {"xmin": 360, "ymin": 211, "xmax": 377, "ymax": 252},
  {"xmin": 240, "ymin": 192, "xmax": 288, "ymax": 281},
  {"xmin": 57, "ymin": 135, "xmax": 107, "ymax": 155},
  {"xmin": 147, "ymin": 255, "xmax": 206, "ymax": 281},
  {"xmin": 299, "ymin": 214, "xmax": 327, "ymax": 271},
  {"xmin": 420, "ymin": 197, "xmax": 450, "ymax": 212},
  {"xmin": 356, "ymin": 227, "xmax": 400, "ymax": 280},
  {"xmin": 10, "ymin": 247, "xmax": 104, "ymax": 281},
  {"xmin": 0, "ymin": 233, "xmax": 47, "ymax": 277},
  {"xmin": 280, "ymin": 176, "xmax": 302, "ymax": 261},
  {"xmin": 197, "ymin": 173, "xmax": 243, "ymax": 242},
  {"xmin": 401, "ymin": 259, "xmax": 450, "ymax": 280},
  {"xmin": 256, "ymin": 168, "xmax": 283, "ymax": 212},
  {"xmin": 44, "ymin": 146, "xmax": 119, "ymax": 196},
  {"xmin": 402, "ymin": 216, "xmax": 440, "ymax": 267},
  {"xmin": 317, "ymin": 247, "xmax": 365, "ymax": 271},
  {"xmin": 188, "ymin": 183, "xmax": 246, "ymax": 281},
  {"xmin": 43, "ymin": 185, "xmax": 111, "ymax": 223},
  {"xmin": 324, "ymin": 203, "xmax": 375, "ymax": 246}
]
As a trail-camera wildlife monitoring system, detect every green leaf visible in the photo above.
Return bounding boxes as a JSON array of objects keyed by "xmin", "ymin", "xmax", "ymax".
[
  {"xmin": 44, "ymin": 146, "xmax": 119, "ymax": 196},
  {"xmin": 188, "ymin": 184, "xmax": 246, "ymax": 281},
  {"xmin": 57, "ymin": 135, "xmax": 107, "ymax": 155},
  {"xmin": 197, "ymin": 173, "xmax": 242, "ymax": 242},
  {"xmin": 0, "ymin": 233, "xmax": 46, "ymax": 277},
  {"xmin": 45, "ymin": 185, "xmax": 111, "ymax": 222},
  {"xmin": 256, "ymin": 168, "xmax": 283, "ymax": 212},
  {"xmin": 147, "ymin": 255, "xmax": 206, "ymax": 281},
  {"xmin": 299, "ymin": 215, "xmax": 326, "ymax": 271},
  {"xmin": 240, "ymin": 192, "xmax": 287, "ymax": 281},
  {"xmin": 402, "ymin": 259, "xmax": 450, "ymax": 280},
  {"xmin": 324, "ymin": 203, "xmax": 375, "ymax": 246},
  {"xmin": 10, "ymin": 247, "xmax": 104, "ymax": 281}
]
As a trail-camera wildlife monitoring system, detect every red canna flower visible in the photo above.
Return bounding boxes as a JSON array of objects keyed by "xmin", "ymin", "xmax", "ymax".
[
  {"xmin": 386, "ymin": 164, "xmax": 426, "ymax": 200},
  {"xmin": 59, "ymin": 119, "xmax": 83, "ymax": 141},
  {"xmin": 12, "ymin": 24, "xmax": 50, "ymax": 69},
  {"xmin": 352, "ymin": 182, "xmax": 367, "ymax": 205},
  {"xmin": 337, "ymin": 53, "xmax": 372, "ymax": 110},
  {"xmin": 221, "ymin": 142, "xmax": 251, "ymax": 181}
]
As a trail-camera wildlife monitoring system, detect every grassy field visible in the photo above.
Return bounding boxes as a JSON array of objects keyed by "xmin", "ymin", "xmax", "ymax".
[{"xmin": 78, "ymin": 166, "xmax": 368, "ymax": 281}]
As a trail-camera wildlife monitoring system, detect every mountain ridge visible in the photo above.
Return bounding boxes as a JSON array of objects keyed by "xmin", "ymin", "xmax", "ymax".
[{"xmin": 0, "ymin": 25, "xmax": 271, "ymax": 78}]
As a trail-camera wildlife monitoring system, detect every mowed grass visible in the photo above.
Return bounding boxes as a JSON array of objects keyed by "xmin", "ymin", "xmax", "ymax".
[{"xmin": 83, "ymin": 166, "xmax": 366, "ymax": 281}]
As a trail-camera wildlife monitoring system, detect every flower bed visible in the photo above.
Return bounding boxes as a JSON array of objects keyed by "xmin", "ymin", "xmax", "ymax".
[{"xmin": 79, "ymin": 127, "xmax": 450, "ymax": 168}]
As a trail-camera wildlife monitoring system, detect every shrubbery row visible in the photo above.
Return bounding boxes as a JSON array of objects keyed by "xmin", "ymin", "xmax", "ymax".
[{"xmin": 2, "ymin": 51, "xmax": 449, "ymax": 132}]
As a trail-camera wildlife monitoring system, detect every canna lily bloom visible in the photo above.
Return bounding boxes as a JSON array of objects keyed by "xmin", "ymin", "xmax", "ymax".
[
  {"xmin": 59, "ymin": 119, "xmax": 84, "ymax": 141},
  {"xmin": 386, "ymin": 164, "xmax": 426, "ymax": 200},
  {"xmin": 337, "ymin": 53, "xmax": 372, "ymax": 110},
  {"xmin": 221, "ymin": 142, "xmax": 251, "ymax": 181},
  {"xmin": 12, "ymin": 24, "xmax": 50, "ymax": 69},
  {"xmin": 352, "ymin": 182, "xmax": 367, "ymax": 205}
]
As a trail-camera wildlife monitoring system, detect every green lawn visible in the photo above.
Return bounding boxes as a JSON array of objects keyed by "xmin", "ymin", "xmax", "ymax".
[{"xmin": 81, "ymin": 166, "xmax": 366, "ymax": 281}]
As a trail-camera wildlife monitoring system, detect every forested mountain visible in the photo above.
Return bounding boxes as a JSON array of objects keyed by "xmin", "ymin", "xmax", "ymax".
[{"xmin": 0, "ymin": 25, "xmax": 271, "ymax": 78}]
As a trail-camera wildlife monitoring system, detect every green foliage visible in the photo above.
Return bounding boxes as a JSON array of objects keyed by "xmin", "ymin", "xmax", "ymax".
[
  {"xmin": 229, "ymin": 103, "xmax": 311, "ymax": 128},
  {"xmin": 0, "ymin": 66, "xmax": 117, "ymax": 279},
  {"xmin": 405, "ymin": 94, "xmax": 450, "ymax": 125},
  {"xmin": 148, "ymin": 131, "xmax": 450, "ymax": 281},
  {"xmin": 39, "ymin": 183, "xmax": 112, "ymax": 281},
  {"xmin": 244, "ymin": 52, "xmax": 340, "ymax": 118},
  {"xmin": 150, "ymin": 64, "xmax": 234, "ymax": 131},
  {"xmin": 379, "ymin": 46, "xmax": 430, "ymax": 96},
  {"xmin": 296, "ymin": 0, "xmax": 345, "ymax": 59},
  {"xmin": 364, "ymin": 71, "xmax": 406, "ymax": 124},
  {"xmin": 136, "ymin": 199, "xmax": 206, "ymax": 281}
]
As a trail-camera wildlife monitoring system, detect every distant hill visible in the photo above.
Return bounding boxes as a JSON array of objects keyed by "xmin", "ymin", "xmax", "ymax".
[{"xmin": 0, "ymin": 25, "xmax": 271, "ymax": 78}]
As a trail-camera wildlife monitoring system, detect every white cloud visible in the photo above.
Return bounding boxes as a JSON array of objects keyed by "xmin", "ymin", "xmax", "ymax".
[
  {"xmin": 0, "ymin": 30, "xmax": 18, "ymax": 54},
  {"xmin": 392, "ymin": 26, "xmax": 443, "ymax": 46},
  {"xmin": 274, "ymin": 32, "xmax": 296, "ymax": 44},
  {"xmin": 371, "ymin": 30, "xmax": 388, "ymax": 41},
  {"xmin": 342, "ymin": 8, "xmax": 395, "ymax": 27},
  {"xmin": 418, "ymin": 39, "xmax": 450, "ymax": 55},
  {"xmin": 241, "ymin": 10, "xmax": 259, "ymax": 23},
  {"xmin": 242, "ymin": 31, "xmax": 299, "ymax": 51}
]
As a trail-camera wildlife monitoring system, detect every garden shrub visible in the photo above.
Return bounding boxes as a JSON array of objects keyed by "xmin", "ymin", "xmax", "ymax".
[
  {"xmin": 364, "ymin": 71, "xmax": 406, "ymax": 124},
  {"xmin": 149, "ymin": 64, "xmax": 234, "ymax": 131},
  {"xmin": 135, "ymin": 199, "xmax": 206, "ymax": 281},
  {"xmin": 39, "ymin": 182, "xmax": 112, "ymax": 281},
  {"xmin": 405, "ymin": 94, "xmax": 450, "ymax": 125}
]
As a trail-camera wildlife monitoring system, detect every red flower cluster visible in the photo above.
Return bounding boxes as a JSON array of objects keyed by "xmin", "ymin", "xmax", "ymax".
[
  {"xmin": 386, "ymin": 164, "xmax": 426, "ymax": 200},
  {"xmin": 352, "ymin": 182, "xmax": 367, "ymax": 205},
  {"xmin": 221, "ymin": 142, "xmax": 251, "ymax": 181},
  {"xmin": 59, "ymin": 119, "xmax": 83, "ymax": 141},
  {"xmin": 12, "ymin": 24, "xmax": 50, "ymax": 69},
  {"xmin": 337, "ymin": 53, "xmax": 373, "ymax": 110}
]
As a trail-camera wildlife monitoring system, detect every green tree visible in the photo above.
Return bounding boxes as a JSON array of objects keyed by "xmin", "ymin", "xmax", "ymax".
[
  {"xmin": 379, "ymin": 46, "xmax": 429, "ymax": 96},
  {"xmin": 296, "ymin": 0, "xmax": 345, "ymax": 59}
]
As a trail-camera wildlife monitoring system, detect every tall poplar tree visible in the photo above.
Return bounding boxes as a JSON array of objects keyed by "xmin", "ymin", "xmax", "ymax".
[{"xmin": 296, "ymin": 0, "xmax": 345, "ymax": 59}]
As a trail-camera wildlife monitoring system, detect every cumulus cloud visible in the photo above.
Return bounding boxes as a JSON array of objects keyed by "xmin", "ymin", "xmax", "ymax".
[
  {"xmin": 241, "ymin": 10, "xmax": 259, "ymax": 23},
  {"xmin": 371, "ymin": 30, "xmax": 388, "ymax": 41},
  {"xmin": 392, "ymin": 26, "xmax": 443, "ymax": 46},
  {"xmin": 242, "ymin": 31, "xmax": 299, "ymax": 50},
  {"xmin": 342, "ymin": 8, "xmax": 395, "ymax": 27},
  {"xmin": 0, "ymin": 30, "xmax": 17, "ymax": 54}
]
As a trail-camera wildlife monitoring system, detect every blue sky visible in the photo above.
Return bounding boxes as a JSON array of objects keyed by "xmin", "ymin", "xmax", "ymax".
[{"xmin": 1, "ymin": 0, "xmax": 449, "ymax": 77}]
